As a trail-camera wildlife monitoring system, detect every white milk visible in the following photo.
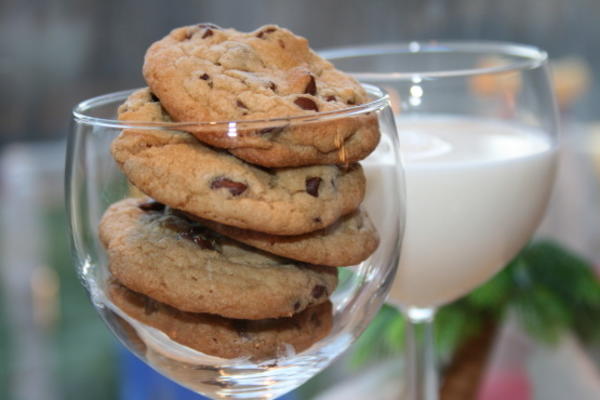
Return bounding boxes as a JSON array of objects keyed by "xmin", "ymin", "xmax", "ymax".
[{"xmin": 363, "ymin": 116, "xmax": 557, "ymax": 308}]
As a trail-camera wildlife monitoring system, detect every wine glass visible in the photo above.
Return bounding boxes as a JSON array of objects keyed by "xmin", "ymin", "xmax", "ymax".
[
  {"xmin": 66, "ymin": 84, "xmax": 406, "ymax": 399},
  {"xmin": 323, "ymin": 42, "xmax": 559, "ymax": 399}
]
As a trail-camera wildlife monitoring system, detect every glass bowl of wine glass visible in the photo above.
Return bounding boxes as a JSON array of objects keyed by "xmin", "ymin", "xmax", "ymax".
[{"xmin": 66, "ymin": 83, "xmax": 405, "ymax": 399}]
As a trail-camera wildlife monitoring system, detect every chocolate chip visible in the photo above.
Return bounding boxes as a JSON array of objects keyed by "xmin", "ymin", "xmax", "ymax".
[
  {"xmin": 201, "ymin": 29, "xmax": 213, "ymax": 39},
  {"xmin": 294, "ymin": 97, "xmax": 319, "ymax": 112},
  {"xmin": 312, "ymin": 285, "xmax": 326, "ymax": 299},
  {"xmin": 236, "ymin": 99, "xmax": 248, "ymax": 109},
  {"xmin": 150, "ymin": 93, "xmax": 160, "ymax": 102},
  {"xmin": 304, "ymin": 75, "xmax": 317, "ymax": 96},
  {"xmin": 256, "ymin": 27, "xmax": 277, "ymax": 38},
  {"xmin": 138, "ymin": 200, "xmax": 165, "ymax": 212},
  {"xmin": 268, "ymin": 81, "xmax": 277, "ymax": 91},
  {"xmin": 325, "ymin": 95, "xmax": 336, "ymax": 102},
  {"xmin": 305, "ymin": 177, "xmax": 322, "ymax": 197},
  {"xmin": 210, "ymin": 177, "xmax": 247, "ymax": 196},
  {"xmin": 191, "ymin": 235, "xmax": 215, "ymax": 250},
  {"xmin": 180, "ymin": 227, "xmax": 219, "ymax": 251},
  {"xmin": 199, "ymin": 73, "xmax": 210, "ymax": 80}
]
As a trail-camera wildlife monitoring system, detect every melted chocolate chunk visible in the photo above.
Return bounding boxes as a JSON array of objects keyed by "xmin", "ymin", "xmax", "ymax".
[
  {"xmin": 305, "ymin": 177, "xmax": 322, "ymax": 197},
  {"xmin": 210, "ymin": 177, "xmax": 247, "ymax": 196},
  {"xmin": 180, "ymin": 227, "xmax": 219, "ymax": 251},
  {"xmin": 268, "ymin": 81, "xmax": 277, "ymax": 91},
  {"xmin": 294, "ymin": 97, "xmax": 319, "ymax": 112},
  {"xmin": 256, "ymin": 27, "xmax": 277, "ymax": 38},
  {"xmin": 312, "ymin": 285, "xmax": 326, "ymax": 299},
  {"xmin": 199, "ymin": 73, "xmax": 210, "ymax": 80},
  {"xmin": 138, "ymin": 200, "xmax": 165, "ymax": 212},
  {"xmin": 304, "ymin": 75, "xmax": 317, "ymax": 95},
  {"xmin": 167, "ymin": 212, "xmax": 223, "ymax": 252},
  {"xmin": 236, "ymin": 99, "xmax": 248, "ymax": 109},
  {"xmin": 201, "ymin": 29, "xmax": 214, "ymax": 39},
  {"xmin": 325, "ymin": 95, "xmax": 336, "ymax": 102}
]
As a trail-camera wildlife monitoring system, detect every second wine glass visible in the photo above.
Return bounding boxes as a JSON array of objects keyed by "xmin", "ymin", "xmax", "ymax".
[{"xmin": 323, "ymin": 42, "xmax": 559, "ymax": 400}]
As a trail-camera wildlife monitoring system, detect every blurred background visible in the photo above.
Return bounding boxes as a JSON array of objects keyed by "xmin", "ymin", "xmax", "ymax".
[{"xmin": 1, "ymin": 0, "xmax": 599, "ymax": 399}]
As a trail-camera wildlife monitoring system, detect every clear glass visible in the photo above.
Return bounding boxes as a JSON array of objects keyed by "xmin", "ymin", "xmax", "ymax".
[
  {"xmin": 65, "ymin": 84, "xmax": 406, "ymax": 399},
  {"xmin": 323, "ymin": 42, "xmax": 559, "ymax": 400}
]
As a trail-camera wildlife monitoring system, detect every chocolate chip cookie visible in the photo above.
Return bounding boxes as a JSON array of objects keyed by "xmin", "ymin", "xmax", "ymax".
[
  {"xmin": 177, "ymin": 208, "xmax": 379, "ymax": 267},
  {"xmin": 142, "ymin": 25, "xmax": 380, "ymax": 167},
  {"xmin": 108, "ymin": 279, "xmax": 332, "ymax": 360},
  {"xmin": 99, "ymin": 198, "xmax": 338, "ymax": 320},
  {"xmin": 113, "ymin": 107, "xmax": 366, "ymax": 235}
]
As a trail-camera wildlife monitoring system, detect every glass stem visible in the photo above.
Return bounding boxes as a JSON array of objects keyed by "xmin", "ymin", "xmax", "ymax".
[{"xmin": 404, "ymin": 307, "xmax": 438, "ymax": 400}]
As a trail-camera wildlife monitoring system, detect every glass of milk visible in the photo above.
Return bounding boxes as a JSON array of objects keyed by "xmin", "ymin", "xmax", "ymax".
[{"xmin": 323, "ymin": 42, "xmax": 559, "ymax": 400}]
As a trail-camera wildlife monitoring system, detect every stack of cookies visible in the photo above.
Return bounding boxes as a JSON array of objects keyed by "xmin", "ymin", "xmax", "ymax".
[{"xmin": 99, "ymin": 24, "xmax": 381, "ymax": 360}]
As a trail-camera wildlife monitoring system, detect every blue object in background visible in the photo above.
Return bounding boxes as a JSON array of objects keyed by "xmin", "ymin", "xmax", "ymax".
[{"xmin": 119, "ymin": 346, "xmax": 297, "ymax": 400}]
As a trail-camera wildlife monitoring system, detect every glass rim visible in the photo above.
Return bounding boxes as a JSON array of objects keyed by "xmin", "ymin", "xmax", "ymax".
[
  {"xmin": 319, "ymin": 40, "xmax": 548, "ymax": 80},
  {"xmin": 72, "ymin": 83, "xmax": 389, "ymax": 129}
]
